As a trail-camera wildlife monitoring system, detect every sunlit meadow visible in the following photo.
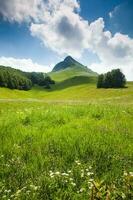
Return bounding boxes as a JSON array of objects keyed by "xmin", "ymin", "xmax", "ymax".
[{"xmin": 0, "ymin": 101, "xmax": 133, "ymax": 199}]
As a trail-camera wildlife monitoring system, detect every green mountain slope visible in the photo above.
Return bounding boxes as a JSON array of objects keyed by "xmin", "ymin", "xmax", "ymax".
[
  {"xmin": 49, "ymin": 56, "xmax": 98, "ymax": 89},
  {"xmin": 52, "ymin": 56, "xmax": 86, "ymax": 72},
  {"xmin": 51, "ymin": 56, "xmax": 97, "ymax": 79}
]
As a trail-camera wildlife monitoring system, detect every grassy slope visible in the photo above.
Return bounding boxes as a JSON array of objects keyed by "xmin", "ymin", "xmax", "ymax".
[
  {"xmin": 0, "ymin": 82, "xmax": 132, "ymax": 104},
  {"xmin": 49, "ymin": 65, "xmax": 97, "ymax": 82},
  {"xmin": 1, "ymin": 64, "xmax": 132, "ymax": 104}
]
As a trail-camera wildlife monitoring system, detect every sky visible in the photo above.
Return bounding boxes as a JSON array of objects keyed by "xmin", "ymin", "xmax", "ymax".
[{"xmin": 0, "ymin": 0, "xmax": 133, "ymax": 80}]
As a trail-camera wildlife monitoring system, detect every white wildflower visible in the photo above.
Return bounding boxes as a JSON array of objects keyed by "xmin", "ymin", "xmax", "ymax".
[
  {"xmin": 129, "ymin": 172, "xmax": 133, "ymax": 176},
  {"xmin": 87, "ymin": 172, "xmax": 91, "ymax": 176},
  {"xmin": 71, "ymin": 182, "xmax": 76, "ymax": 186},
  {"xmin": 62, "ymin": 173, "xmax": 69, "ymax": 176},
  {"xmin": 80, "ymin": 188, "xmax": 85, "ymax": 193},
  {"xmin": 75, "ymin": 160, "xmax": 81, "ymax": 165},
  {"xmin": 15, "ymin": 189, "xmax": 21, "ymax": 196},
  {"xmin": 124, "ymin": 171, "xmax": 128, "ymax": 176},
  {"xmin": 69, "ymin": 178, "xmax": 73, "ymax": 181},
  {"xmin": 33, "ymin": 186, "xmax": 38, "ymax": 191},
  {"xmin": 55, "ymin": 171, "xmax": 60, "ymax": 175}
]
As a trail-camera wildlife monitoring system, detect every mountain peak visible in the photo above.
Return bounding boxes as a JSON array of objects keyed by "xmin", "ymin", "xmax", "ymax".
[
  {"xmin": 50, "ymin": 56, "xmax": 98, "ymax": 80},
  {"xmin": 64, "ymin": 56, "xmax": 75, "ymax": 62},
  {"xmin": 52, "ymin": 56, "xmax": 84, "ymax": 72}
]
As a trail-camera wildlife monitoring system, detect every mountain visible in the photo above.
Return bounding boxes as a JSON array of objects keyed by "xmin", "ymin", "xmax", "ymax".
[
  {"xmin": 49, "ymin": 56, "xmax": 98, "ymax": 82},
  {"xmin": 0, "ymin": 56, "xmax": 98, "ymax": 91},
  {"xmin": 52, "ymin": 56, "xmax": 97, "ymax": 74},
  {"xmin": 48, "ymin": 56, "xmax": 98, "ymax": 90},
  {"xmin": 52, "ymin": 56, "xmax": 87, "ymax": 72}
]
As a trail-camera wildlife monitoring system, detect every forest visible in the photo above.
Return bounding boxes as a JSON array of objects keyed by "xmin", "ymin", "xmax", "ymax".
[{"xmin": 0, "ymin": 66, "xmax": 55, "ymax": 90}]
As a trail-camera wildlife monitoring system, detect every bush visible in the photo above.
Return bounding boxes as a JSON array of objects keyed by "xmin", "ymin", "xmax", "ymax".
[{"xmin": 97, "ymin": 69, "xmax": 126, "ymax": 88}]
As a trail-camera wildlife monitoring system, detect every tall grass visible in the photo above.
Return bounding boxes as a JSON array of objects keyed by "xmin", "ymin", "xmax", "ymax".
[{"xmin": 0, "ymin": 102, "xmax": 133, "ymax": 199}]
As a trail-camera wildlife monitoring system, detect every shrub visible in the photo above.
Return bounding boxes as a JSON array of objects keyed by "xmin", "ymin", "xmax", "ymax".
[{"xmin": 97, "ymin": 69, "xmax": 126, "ymax": 88}]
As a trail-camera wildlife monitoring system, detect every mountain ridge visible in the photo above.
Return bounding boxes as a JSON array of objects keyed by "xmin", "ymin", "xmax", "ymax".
[
  {"xmin": 50, "ymin": 56, "xmax": 98, "ymax": 83},
  {"xmin": 52, "ymin": 56, "xmax": 92, "ymax": 73}
]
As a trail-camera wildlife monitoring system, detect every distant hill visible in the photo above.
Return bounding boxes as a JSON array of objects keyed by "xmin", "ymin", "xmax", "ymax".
[
  {"xmin": 52, "ymin": 56, "xmax": 97, "ymax": 75},
  {"xmin": 0, "ymin": 56, "xmax": 98, "ymax": 91},
  {"xmin": 49, "ymin": 56, "xmax": 98, "ymax": 89},
  {"xmin": 0, "ymin": 66, "xmax": 32, "ymax": 90},
  {"xmin": 0, "ymin": 66, "xmax": 54, "ymax": 90},
  {"xmin": 52, "ymin": 56, "xmax": 86, "ymax": 71}
]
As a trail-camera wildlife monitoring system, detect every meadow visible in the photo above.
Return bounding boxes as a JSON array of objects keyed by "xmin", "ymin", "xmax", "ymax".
[{"xmin": 0, "ymin": 82, "xmax": 133, "ymax": 199}]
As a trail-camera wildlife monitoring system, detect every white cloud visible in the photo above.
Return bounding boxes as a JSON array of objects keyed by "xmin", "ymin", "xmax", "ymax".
[
  {"xmin": 88, "ymin": 18, "xmax": 133, "ymax": 80},
  {"xmin": 90, "ymin": 62, "xmax": 133, "ymax": 81},
  {"xmin": 0, "ymin": 0, "xmax": 133, "ymax": 80},
  {"xmin": 0, "ymin": 0, "xmax": 44, "ymax": 22},
  {"xmin": 108, "ymin": 6, "xmax": 119, "ymax": 19},
  {"xmin": 0, "ymin": 57, "xmax": 52, "ymax": 72},
  {"xmin": 30, "ymin": 0, "xmax": 89, "ymax": 57},
  {"xmin": 109, "ymin": 12, "xmax": 113, "ymax": 18}
]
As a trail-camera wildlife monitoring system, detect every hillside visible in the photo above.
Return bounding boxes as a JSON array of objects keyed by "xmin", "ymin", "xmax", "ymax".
[
  {"xmin": 0, "ymin": 58, "xmax": 132, "ymax": 103},
  {"xmin": 0, "ymin": 66, "xmax": 54, "ymax": 90},
  {"xmin": 49, "ymin": 56, "xmax": 98, "ymax": 82},
  {"xmin": 0, "ymin": 56, "xmax": 97, "ymax": 91},
  {"xmin": 48, "ymin": 56, "xmax": 98, "ymax": 90},
  {"xmin": 0, "ymin": 65, "xmax": 32, "ymax": 90}
]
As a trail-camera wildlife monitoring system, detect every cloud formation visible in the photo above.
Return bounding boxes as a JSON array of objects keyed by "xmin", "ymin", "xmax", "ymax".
[
  {"xmin": 0, "ymin": 0, "xmax": 133, "ymax": 79},
  {"xmin": 0, "ymin": 0, "xmax": 44, "ymax": 22},
  {"xmin": 30, "ymin": 0, "xmax": 88, "ymax": 57},
  {"xmin": 0, "ymin": 57, "xmax": 52, "ymax": 72}
]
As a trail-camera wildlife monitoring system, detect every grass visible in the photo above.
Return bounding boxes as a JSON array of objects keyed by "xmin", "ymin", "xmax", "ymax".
[
  {"xmin": 49, "ymin": 65, "xmax": 97, "ymax": 82},
  {"xmin": 0, "ymin": 81, "xmax": 133, "ymax": 199},
  {"xmin": 0, "ymin": 81, "xmax": 132, "ymax": 104},
  {"xmin": 0, "ymin": 102, "xmax": 133, "ymax": 199}
]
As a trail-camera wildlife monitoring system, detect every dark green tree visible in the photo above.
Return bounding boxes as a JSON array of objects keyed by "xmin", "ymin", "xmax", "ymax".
[
  {"xmin": 111, "ymin": 69, "xmax": 126, "ymax": 88},
  {"xmin": 97, "ymin": 74, "xmax": 104, "ymax": 88},
  {"xmin": 104, "ymin": 72, "xmax": 113, "ymax": 88},
  {"xmin": 97, "ymin": 69, "xmax": 126, "ymax": 88},
  {"xmin": 0, "ymin": 66, "xmax": 55, "ymax": 90}
]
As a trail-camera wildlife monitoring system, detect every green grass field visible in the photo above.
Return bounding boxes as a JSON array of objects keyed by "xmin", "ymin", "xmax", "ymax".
[
  {"xmin": 0, "ymin": 81, "xmax": 132, "ymax": 103},
  {"xmin": 0, "ymin": 82, "xmax": 133, "ymax": 199}
]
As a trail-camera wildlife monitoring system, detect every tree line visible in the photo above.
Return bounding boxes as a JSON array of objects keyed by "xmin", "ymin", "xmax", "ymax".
[
  {"xmin": 0, "ymin": 66, "xmax": 55, "ymax": 90},
  {"xmin": 26, "ymin": 72, "xmax": 55, "ymax": 89},
  {"xmin": 97, "ymin": 69, "xmax": 126, "ymax": 88}
]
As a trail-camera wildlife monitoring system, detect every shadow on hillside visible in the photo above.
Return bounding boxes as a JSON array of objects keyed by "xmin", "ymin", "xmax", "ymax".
[{"xmin": 49, "ymin": 76, "xmax": 97, "ymax": 91}]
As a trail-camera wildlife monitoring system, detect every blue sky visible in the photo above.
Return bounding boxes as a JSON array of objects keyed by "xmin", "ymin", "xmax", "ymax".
[{"xmin": 0, "ymin": 0, "xmax": 132, "ymax": 80}]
